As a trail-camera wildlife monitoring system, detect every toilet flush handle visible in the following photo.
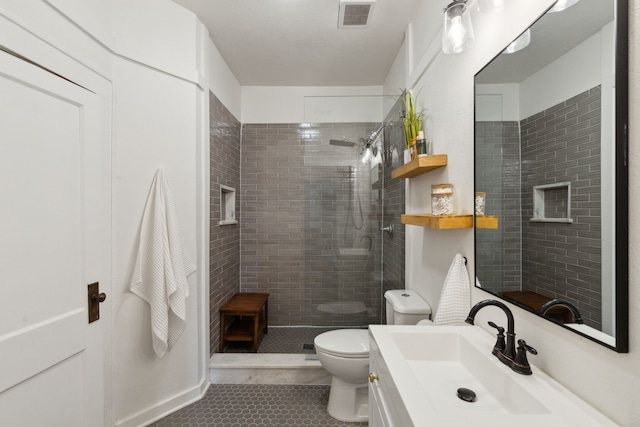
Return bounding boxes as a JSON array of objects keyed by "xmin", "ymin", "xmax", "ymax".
[{"xmin": 369, "ymin": 373, "xmax": 379, "ymax": 383}]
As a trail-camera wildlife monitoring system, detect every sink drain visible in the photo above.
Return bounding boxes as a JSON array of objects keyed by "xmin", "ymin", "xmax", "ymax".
[{"xmin": 457, "ymin": 387, "xmax": 477, "ymax": 402}]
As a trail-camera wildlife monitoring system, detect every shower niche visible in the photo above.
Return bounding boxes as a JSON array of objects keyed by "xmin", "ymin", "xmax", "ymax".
[
  {"xmin": 530, "ymin": 182, "xmax": 573, "ymax": 223},
  {"xmin": 219, "ymin": 185, "xmax": 237, "ymax": 225}
]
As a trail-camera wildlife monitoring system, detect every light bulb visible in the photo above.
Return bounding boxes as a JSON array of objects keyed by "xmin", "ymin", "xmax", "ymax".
[{"xmin": 448, "ymin": 16, "xmax": 466, "ymax": 51}]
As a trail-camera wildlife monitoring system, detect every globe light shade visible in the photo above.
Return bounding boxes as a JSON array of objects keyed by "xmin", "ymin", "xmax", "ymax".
[{"xmin": 502, "ymin": 29, "xmax": 531, "ymax": 54}]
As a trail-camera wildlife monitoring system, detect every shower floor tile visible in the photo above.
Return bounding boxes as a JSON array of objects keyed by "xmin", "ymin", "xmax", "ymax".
[
  {"xmin": 222, "ymin": 326, "xmax": 342, "ymax": 354},
  {"xmin": 148, "ymin": 384, "xmax": 368, "ymax": 426}
]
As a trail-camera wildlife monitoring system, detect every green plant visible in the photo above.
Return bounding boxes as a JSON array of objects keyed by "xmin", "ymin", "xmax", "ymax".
[{"xmin": 401, "ymin": 90, "xmax": 424, "ymax": 149}]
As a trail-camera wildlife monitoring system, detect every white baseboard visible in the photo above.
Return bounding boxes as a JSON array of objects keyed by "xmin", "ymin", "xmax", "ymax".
[{"xmin": 115, "ymin": 378, "xmax": 210, "ymax": 427}]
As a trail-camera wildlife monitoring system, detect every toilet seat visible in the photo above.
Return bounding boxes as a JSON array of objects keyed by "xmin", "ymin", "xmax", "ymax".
[{"xmin": 314, "ymin": 329, "xmax": 369, "ymax": 358}]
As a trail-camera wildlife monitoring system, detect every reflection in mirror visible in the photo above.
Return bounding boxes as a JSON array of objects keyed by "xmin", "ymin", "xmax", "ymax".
[{"xmin": 474, "ymin": 0, "xmax": 628, "ymax": 351}]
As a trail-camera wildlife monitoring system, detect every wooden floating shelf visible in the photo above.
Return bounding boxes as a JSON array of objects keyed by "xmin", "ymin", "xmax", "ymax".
[
  {"xmin": 401, "ymin": 214, "xmax": 499, "ymax": 230},
  {"xmin": 476, "ymin": 215, "xmax": 498, "ymax": 229},
  {"xmin": 391, "ymin": 154, "xmax": 448, "ymax": 179},
  {"xmin": 402, "ymin": 214, "xmax": 473, "ymax": 229}
]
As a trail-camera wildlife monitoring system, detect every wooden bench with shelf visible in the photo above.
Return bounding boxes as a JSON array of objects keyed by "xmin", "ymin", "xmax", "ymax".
[{"xmin": 219, "ymin": 292, "xmax": 269, "ymax": 352}]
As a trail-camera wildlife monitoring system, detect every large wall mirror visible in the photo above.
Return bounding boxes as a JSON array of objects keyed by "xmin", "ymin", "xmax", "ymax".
[{"xmin": 474, "ymin": 0, "xmax": 628, "ymax": 352}]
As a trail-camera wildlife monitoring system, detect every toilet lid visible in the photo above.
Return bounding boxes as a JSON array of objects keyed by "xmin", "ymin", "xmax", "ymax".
[{"xmin": 314, "ymin": 329, "xmax": 369, "ymax": 358}]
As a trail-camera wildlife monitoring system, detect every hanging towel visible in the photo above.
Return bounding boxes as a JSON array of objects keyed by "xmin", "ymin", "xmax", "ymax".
[
  {"xmin": 130, "ymin": 169, "xmax": 197, "ymax": 358},
  {"xmin": 433, "ymin": 254, "xmax": 470, "ymax": 326}
]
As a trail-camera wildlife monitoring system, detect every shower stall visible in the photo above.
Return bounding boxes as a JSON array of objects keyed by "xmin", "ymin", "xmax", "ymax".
[
  {"xmin": 208, "ymin": 93, "xmax": 406, "ymax": 353},
  {"xmin": 232, "ymin": 96, "xmax": 406, "ymax": 351}
]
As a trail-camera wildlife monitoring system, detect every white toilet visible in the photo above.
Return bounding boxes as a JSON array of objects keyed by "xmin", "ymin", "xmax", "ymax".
[{"xmin": 313, "ymin": 290, "xmax": 432, "ymax": 422}]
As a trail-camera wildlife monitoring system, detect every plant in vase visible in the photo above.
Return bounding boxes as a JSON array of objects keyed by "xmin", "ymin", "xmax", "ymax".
[{"xmin": 401, "ymin": 90, "xmax": 425, "ymax": 162}]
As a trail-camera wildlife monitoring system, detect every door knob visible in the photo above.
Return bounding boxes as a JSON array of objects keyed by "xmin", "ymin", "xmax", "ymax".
[{"xmin": 91, "ymin": 293, "xmax": 107, "ymax": 303}]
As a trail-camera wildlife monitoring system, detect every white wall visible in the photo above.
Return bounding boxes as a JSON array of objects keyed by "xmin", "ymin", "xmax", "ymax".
[
  {"xmin": 475, "ymin": 84, "xmax": 520, "ymax": 121},
  {"xmin": 111, "ymin": 57, "xmax": 206, "ymax": 426},
  {"xmin": 396, "ymin": 0, "xmax": 640, "ymax": 425},
  {"xmin": 520, "ymin": 31, "xmax": 605, "ymax": 118},
  {"xmin": 209, "ymin": 38, "xmax": 242, "ymax": 120},
  {"xmin": 241, "ymin": 85, "xmax": 383, "ymax": 123},
  {"xmin": 476, "ymin": 25, "xmax": 612, "ymax": 122},
  {"xmin": 0, "ymin": 1, "xmax": 211, "ymax": 426},
  {"xmin": 383, "ymin": 39, "xmax": 407, "ymax": 116},
  {"xmin": 104, "ymin": 6, "xmax": 210, "ymax": 425}
]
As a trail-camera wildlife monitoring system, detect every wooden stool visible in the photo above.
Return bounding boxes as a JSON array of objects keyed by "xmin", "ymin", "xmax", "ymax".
[{"xmin": 219, "ymin": 292, "xmax": 269, "ymax": 352}]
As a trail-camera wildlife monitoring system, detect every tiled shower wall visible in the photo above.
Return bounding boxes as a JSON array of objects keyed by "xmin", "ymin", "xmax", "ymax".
[
  {"xmin": 209, "ymin": 92, "xmax": 241, "ymax": 355},
  {"xmin": 475, "ymin": 121, "xmax": 522, "ymax": 293},
  {"xmin": 475, "ymin": 87, "xmax": 602, "ymax": 330},
  {"xmin": 520, "ymin": 86, "xmax": 602, "ymax": 329},
  {"xmin": 240, "ymin": 123, "xmax": 384, "ymax": 327},
  {"xmin": 381, "ymin": 101, "xmax": 407, "ymax": 321}
]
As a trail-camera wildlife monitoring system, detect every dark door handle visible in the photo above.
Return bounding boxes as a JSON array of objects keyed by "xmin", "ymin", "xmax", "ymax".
[
  {"xmin": 88, "ymin": 282, "xmax": 106, "ymax": 323},
  {"xmin": 91, "ymin": 293, "xmax": 106, "ymax": 303}
]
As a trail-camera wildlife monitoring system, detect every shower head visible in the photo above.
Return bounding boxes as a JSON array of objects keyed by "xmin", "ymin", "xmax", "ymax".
[
  {"xmin": 365, "ymin": 123, "xmax": 391, "ymax": 144},
  {"xmin": 329, "ymin": 138, "xmax": 357, "ymax": 147}
]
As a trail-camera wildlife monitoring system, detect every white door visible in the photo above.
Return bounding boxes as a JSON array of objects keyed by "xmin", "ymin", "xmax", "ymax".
[{"xmin": 0, "ymin": 48, "xmax": 108, "ymax": 426}]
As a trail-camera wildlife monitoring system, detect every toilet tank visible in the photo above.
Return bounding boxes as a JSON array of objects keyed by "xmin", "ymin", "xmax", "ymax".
[{"xmin": 384, "ymin": 290, "xmax": 432, "ymax": 325}]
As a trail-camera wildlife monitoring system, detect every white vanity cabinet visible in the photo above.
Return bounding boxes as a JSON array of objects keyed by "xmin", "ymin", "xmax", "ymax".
[
  {"xmin": 368, "ymin": 330, "xmax": 413, "ymax": 427},
  {"xmin": 368, "ymin": 325, "xmax": 617, "ymax": 427}
]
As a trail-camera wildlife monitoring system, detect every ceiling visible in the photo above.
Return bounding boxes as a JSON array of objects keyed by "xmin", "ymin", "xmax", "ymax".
[
  {"xmin": 475, "ymin": 0, "xmax": 614, "ymax": 84},
  {"xmin": 172, "ymin": 0, "xmax": 425, "ymax": 86}
]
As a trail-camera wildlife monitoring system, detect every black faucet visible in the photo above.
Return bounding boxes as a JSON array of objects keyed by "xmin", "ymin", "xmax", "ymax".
[
  {"xmin": 538, "ymin": 299, "xmax": 584, "ymax": 324},
  {"xmin": 466, "ymin": 299, "xmax": 537, "ymax": 375}
]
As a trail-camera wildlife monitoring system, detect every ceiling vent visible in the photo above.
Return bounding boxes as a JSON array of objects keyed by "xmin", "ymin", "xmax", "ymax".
[{"xmin": 338, "ymin": 0, "xmax": 376, "ymax": 28}]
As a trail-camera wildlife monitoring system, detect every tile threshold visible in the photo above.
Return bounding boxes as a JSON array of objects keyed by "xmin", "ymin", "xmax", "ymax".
[{"xmin": 210, "ymin": 352, "xmax": 322, "ymax": 369}]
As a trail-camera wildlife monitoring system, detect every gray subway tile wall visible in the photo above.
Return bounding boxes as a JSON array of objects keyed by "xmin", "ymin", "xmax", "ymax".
[
  {"xmin": 241, "ymin": 122, "xmax": 384, "ymax": 327},
  {"xmin": 381, "ymin": 101, "xmax": 407, "ymax": 321},
  {"xmin": 521, "ymin": 86, "xmax": 602, "ymax": 329},
  {"xmin": 475, "ymin": 121, "xmax": 523, "ymax": 293},
  {"xmin": 209, "ymin": 96, "xmax": 407, "ymax": 348},
  {"xmin": 476, "ymin": 87, "xmax": 602, "ymax": 329},
  {"xmin": 209, "ymin": 92, "xmax": 241, "ymax": 355}
]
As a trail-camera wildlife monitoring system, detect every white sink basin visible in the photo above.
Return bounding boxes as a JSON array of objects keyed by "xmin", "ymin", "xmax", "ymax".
[{"xmin": 369, "ymin": 325, "xmax": 616, "ymax": 426}]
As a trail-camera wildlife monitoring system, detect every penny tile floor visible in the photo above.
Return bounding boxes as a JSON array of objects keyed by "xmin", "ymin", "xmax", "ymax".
[{"xmin": 148, "ymin": 384, "xmax": 368, "ymax": 427}]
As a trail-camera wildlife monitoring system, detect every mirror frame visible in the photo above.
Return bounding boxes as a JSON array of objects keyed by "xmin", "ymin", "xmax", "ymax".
[{"xmin": 473, "ymin": 0, "xmax": 629, "ymax": 352}]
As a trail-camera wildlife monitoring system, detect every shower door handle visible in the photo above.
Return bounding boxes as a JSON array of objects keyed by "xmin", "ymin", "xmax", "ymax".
[{"xmin": 380, "ymin": 224, "xmax": 394, "ymax": 237}]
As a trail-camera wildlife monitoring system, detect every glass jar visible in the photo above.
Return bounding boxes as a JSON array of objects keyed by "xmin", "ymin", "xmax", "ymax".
[
  {"xmin": 432, "ymin": 192, "xmax": 454, "ymax": 215},
  {"xmin": 431, "ymin": 183, "xmax": 453, "ymax": 194},
  {"xmin": 475, "ymin": 192, "xmax": 486, "ymax": 215}
]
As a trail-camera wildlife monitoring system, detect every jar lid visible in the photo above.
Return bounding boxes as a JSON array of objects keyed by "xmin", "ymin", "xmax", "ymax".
[
  {"xmin": 431, "ymin": 183, "xmax": 452, "ymax": 188},
  {"xmin": 475, "ymin": 192, "xmax": 486, "ymax": 196},
  {"xmin": 433, "ymin": 192, "xmax": 453, "ymax": 196}
]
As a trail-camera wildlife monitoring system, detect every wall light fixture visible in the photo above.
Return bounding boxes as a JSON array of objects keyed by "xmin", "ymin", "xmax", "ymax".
[{"xmin": 442, "ymin": 0, "xmax": 475, "ymax": 54}]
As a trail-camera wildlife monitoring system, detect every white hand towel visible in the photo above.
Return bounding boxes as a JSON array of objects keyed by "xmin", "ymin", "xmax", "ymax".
[
  {"xmin": 433, "ymin": 254, "xmax": 470, "ymax": 326},
  {"xmin": 130, "ymin": 169, "xmax": 196, "ymax": 358}
]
